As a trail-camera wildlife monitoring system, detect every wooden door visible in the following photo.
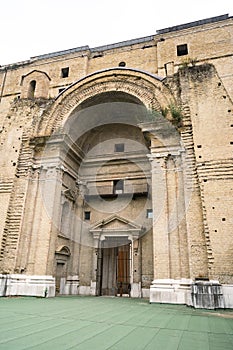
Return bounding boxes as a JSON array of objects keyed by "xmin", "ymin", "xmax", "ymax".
[{"xmin": 117, "ymin": 244, "xmax": 131, "ymax": 295}]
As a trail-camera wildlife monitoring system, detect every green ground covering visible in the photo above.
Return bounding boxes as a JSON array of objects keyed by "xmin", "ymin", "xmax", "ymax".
[{"xmin": 0, "ymin": 296, "xmax": 233, "ymax": 349}]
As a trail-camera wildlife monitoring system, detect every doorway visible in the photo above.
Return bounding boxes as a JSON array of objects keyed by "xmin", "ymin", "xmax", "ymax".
[
  {"xmin": 97, "ymin": 238, "xmax": 131, "ymax": 296},
  {"xmin": 55, "ymin": 261, "xmax": 66, "ymax": 294}
]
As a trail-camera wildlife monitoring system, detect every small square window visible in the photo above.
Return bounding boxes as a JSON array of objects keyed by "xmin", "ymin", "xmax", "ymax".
[
  {"xmin": 147, "ymin": 209, "xmax": 153, "ymax": 218},
  {"xmin": 114, "ymin": 143, "xmax": 124, "ymax": 152},
  {"xmin": 177, "ymin": 44, "xmax": 188, "ymax": 56},
  {"xmin": 84, "ymin": 211, "xmax": 90, "ymax": 220},
  {"xmin": 61, "ymin": 67, "xmax": 69, "ymax": 78}
]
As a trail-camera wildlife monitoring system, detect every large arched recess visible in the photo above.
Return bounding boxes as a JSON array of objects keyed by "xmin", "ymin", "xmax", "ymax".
[{"xmin": 36, "ymin": 68, "xmax": 176, "ymax": 137}]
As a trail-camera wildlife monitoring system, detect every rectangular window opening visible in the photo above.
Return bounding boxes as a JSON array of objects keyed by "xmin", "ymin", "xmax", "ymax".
[
  {"xmin": 113, "ymin": 179, "xmax": 124, "ymax": 194},
  {"xmin": 147, "ymin": 209, "xmax": 153, "ymax": 219},
  {"xmin": 61, "ymin": 67, "xmax": 69, "ymax": 78},
  {"xmin": 84, "ymin": 211, "xmax": 91, "ymax": 220},
  {"xmin": 177, "ymin": 44, "xmax": 188, "ymax": 56},
  {"xmin": 114, "ymin": 143, "xmax": 125, "ymax": 152}
]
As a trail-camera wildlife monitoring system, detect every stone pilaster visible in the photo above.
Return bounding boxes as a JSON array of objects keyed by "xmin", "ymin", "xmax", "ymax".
[
  {"xmin": 149, "ymin": 152, "xmax": 170, "ymax": 279},
  {"xmin": 24, "ymin": 163, "xmax": 64, "ymax": 276}
]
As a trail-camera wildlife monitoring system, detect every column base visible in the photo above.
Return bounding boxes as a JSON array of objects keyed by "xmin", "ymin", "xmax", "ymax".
[{"xmin": 0, "ymin": 274, "xmax": 55, "ymax": 297}]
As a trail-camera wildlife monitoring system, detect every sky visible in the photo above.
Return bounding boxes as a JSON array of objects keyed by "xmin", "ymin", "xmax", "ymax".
[{"xmin": 0, "ymin": 0, "xmax": 232, "ymax": 65}]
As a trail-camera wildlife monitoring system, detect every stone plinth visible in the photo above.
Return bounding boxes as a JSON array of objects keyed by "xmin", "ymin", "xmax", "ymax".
[
  {"xmin": 151, "ymin": 279, "xmax": 233, "ymax": 309},
  {"xmin": 150, "ymin": 279, "xmax": 192, "ymax": 305},
  {"xmin": 0, "ymin": 274, "xmax": 55, "ymax": 297},
  {"xmin": 191, "ymin": 281, "xmax": 224, "ymax": 309},
  {"xmin": 222, "ymin": 285, "xmax": 233, "ymax": 308},
  {"xmin": 59, "ymin": 275, "xmax": 79, "ymax": 295}
]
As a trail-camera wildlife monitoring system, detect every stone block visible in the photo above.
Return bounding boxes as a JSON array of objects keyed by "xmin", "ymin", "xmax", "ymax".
[
  {"xmin": 222, "ymin": 285, "xmax": 233, "ymax": 308},
  {"xmin": 141, "ymin": 288, "xmax": 150, "ymax": 298},
  {"xmin": 78, "ymin": 285, "xmax": 91, "ymax": 295},
  {"xmin": 130, "ymin": 282, "xmax": 142, "ymax": 298}
]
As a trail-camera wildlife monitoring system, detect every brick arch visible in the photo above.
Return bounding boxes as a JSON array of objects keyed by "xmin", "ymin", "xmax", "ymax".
[{"xmin": 36, "ymin": 68, "xmax": 176, "ymax": 136}]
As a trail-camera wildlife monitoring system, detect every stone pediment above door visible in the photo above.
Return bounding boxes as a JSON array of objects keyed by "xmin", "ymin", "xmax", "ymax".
[{"xmin": 90, "ymin": 214, "xmax": 143, "ymax": 241}]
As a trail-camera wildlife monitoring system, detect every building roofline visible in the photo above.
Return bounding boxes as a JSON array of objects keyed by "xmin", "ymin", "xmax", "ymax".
[
  {"xmin": 28, "ymin": 14, "xmax": 233, "ymax": 61},
  {"xmin": 0, "ymin": 14, "xmax": 231, "ymax": 68},
  {"xmin": 156, "ymin": 14, "xmax": 230, "ymax": 34}
]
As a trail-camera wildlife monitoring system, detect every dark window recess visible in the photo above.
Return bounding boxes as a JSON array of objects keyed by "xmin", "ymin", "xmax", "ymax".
[
  {"xmin": 147, "ymin": 209, "xmax": 153, "ymax": 218},
  {"xmin": 61, "ymin": 67, "xmax": 69, "ymax": 78},
  {"xmin": 114, "ymin": 143, "xmax": 124, "ymax": 152},
  {"xmin": 59, "ymin": 88, "xmax": 65, "ymax": 94},
  {"xmin": 93, "ymin": 53, "xmax": 103, "ymax": 58},
  {"xmin": 177, "ymin": 44, "xmax": 188, "ymax": 56},
  {"xmin": 28, "ymin": 80, "xmax": 36, "ymax": 99},
  {"xmin": 118, "ymin": 61, "xmax": 126, "ymax": 67},
  {"xmin": 142, "ymin": 45, "xmax": 153, "ymax": 49},
  {"xmin": 113, "ymin": 179, "xmax": 124, "ymax": 194},
  {"xmin": 84, "ymin": 211, "xmax": 91, "ymax": 220}
]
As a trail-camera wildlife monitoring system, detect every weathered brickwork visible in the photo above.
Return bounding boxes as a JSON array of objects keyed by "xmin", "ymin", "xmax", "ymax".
[{"xmin": 0, "ymin": 15, "xmax": 232, "ymax": 304}]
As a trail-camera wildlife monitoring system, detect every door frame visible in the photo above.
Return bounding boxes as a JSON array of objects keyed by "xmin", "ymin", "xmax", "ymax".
[{"xmin": 96, "ymin": 237, "xmax": 132, "ymax": 296}]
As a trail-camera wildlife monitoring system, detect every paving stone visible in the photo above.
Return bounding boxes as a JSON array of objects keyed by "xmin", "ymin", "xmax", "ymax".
[{"xmin": 0, "ymin": 296, "xmax": 232, "ymax": 349}]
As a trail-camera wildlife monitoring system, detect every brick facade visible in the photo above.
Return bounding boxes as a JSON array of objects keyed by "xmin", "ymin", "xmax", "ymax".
[{"xmin": 0, "ymin": 14, "xmax": 232, "ymax": 306}]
